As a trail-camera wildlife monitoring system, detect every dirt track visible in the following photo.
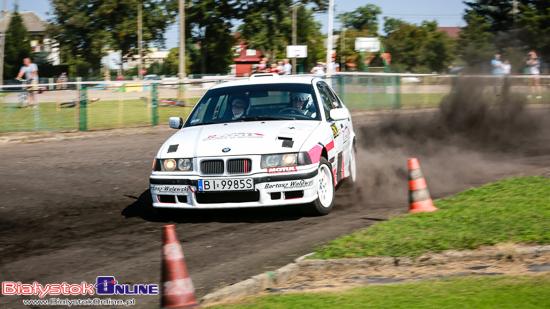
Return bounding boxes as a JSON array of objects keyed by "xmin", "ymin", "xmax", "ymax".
[{"xmin": 1, "ymin": 105, "xmax": 549, "ymax": 309}]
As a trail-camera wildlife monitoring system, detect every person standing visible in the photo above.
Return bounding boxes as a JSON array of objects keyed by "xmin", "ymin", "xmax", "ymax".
[
  {"xmin": 57, "ymin": 72, "xmax": 68, "ymax": 90},
  {"xmin": 16, "ymin": 58, "xmax": 39, "ymax": 108},
  {"xmin": 501, "ymin": 60, "xmax": 511, "ymax": 98},
  {"xmin": 328, "ymin": 58, "xmax": 340, "ymax": 73},
  {"xmin": 491, "ymin": 54, "xmax": 503, "ymax": 95},
  {"xmin": 526, "ymin": 50, "xmax": 542, "ymax": 99},
  {"xmin": 282, "ymin": 58, "xmax": 292, "ymax": 75},
  {"xmin": 310, "ymin": 62, "xmax": 325, "ymax": 75}
]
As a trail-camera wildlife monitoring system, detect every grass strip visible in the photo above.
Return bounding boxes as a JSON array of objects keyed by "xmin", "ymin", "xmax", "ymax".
[
  {"xmin": 312, "ymin": 176, "xmax": 550, "ymax": 259},
  {"xmin": 211, "ymin": 274, "xmax": 550, "ymax": 309}
]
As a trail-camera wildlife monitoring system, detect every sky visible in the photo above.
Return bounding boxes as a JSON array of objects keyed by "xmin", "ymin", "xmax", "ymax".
[{"xmin": 16, "ymin": 0, "xmax": 467, "ymax": 50}]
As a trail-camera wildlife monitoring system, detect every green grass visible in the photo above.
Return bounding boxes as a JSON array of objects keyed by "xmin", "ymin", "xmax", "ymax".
[
  {"xmin": 311, "ymin": 176, "xmax": 550, "ymax": 259},
  {"xmin": 210, "ymin": 274, "xmax": 550, "ymax": 309},
  {"xmin": 0, "ymin": 98, "xmax": 199, "ymax": 133}
]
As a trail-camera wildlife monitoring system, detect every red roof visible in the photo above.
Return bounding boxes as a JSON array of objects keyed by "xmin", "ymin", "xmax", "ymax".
[
  {"xmin": 233, "ymin": 32, "xmax": 262, "ymax": 62},
  {"xmin": 438, "ymin": 27, "xmax": 460, "ymax": 38}
]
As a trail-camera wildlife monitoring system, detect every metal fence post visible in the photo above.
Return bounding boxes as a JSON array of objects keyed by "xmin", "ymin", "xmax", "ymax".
[
  {"xmin": 338, "ymin": 74, "xmax": 345, "ymax": 103},
  {"xmin": 151, "ymin": 83, "xmax": 158, "ymax": 126},
  {"xmin": 79, "ymin": 85, "xmax": 88, "ymax": 131},
  {"xmin": 394, "ymin": 75, "xmax": 401, "ymax": 109}
]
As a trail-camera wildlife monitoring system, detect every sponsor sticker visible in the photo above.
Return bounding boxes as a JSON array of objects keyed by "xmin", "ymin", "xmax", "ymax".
[
  {"xmin": 267, "ymin": 166, "xmax": 297, "ymax": 174},
  {"xmin": 203, "ymin": 132, "xmax": 264, "ymax": 141},
  {"xmin": 151, "ymin": 185, "xmax": 188, "ymax": 195},
  {"xmin": 264, "ymin": 179, "xmax": 315, "ymax": 190},
  {"xmin": 330, "ymin": 123, "xmax": 339, "ymax": 138}
]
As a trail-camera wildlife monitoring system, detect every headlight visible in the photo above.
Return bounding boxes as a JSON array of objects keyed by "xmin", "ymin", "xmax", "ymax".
[
  {"xmin": 159, "ymin": 158, "xmax": 193, "ymax": 171},
  {"xmin": 178, "ymin": 158, "xmax": 192, "ymax": 171},
  {"xmin": 261, "ymin": 154, "xmax": 297, "ymax": 169},
  {"xmin": 163, "ymin": 159, "xmax": 177, "ymax": 171}
]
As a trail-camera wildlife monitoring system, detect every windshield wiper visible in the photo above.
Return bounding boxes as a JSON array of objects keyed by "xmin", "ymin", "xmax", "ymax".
[{"xmin": 240, "ymin": 116, "xmax": 295, "ymax": 121}]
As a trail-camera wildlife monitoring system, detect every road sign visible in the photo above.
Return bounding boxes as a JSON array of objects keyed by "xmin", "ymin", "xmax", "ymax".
[
  {"xmin": 286, "ymin": 45, "xmax": 308, "ymax": 58},
  {"xmin": 355, "ymin": 37, "xmax": 380, "ymax": 53},
  {"xmin": 141, "ymin": 69, "xmax": 147, "ymax": 74}
]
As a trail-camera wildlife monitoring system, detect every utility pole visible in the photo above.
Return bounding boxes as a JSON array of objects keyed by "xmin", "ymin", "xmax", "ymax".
[
  {"xmin": 0, "ymin": 0, "xmax": 7, "ymax": 87},
  {"xmin": 178, "ymin": 0, "xmax": 185, "ymax": 79},
  {"xmin": 512, "ymin": 0, "xmax": 518, "ymax": 23},
  {"xmin": 325, "ymin": 0, "xmax": 334, "ymax": 84},
  {"xmin": 340, "ymin": 17, "xmax": 345, "ymax": 72},
  {"xmin": 137, "ymin": 2, "xmax": 143, "ymax": 80},
  {"xmin": 292, "ymin": 3, "xmax": 297, "ymax": 74}
]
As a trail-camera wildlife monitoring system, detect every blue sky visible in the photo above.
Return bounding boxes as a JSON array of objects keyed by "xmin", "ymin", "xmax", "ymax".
[{"xmin": 18, "ymin": 0, "xmax": 466, "ymax": 50}]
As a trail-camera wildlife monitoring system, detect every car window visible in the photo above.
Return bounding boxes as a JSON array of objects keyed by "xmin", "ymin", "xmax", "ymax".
[
  {"xmin": 316, "ymin": 82, "xmax": 336, "ymax": 120},
  {"xmin": 185, "ymin": 83, "xmax": 321, "ymax": 127}
]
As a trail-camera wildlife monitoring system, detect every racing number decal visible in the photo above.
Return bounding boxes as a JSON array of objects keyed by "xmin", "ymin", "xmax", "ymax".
[{"xmin": 330, "ymin": 122, "xmax": 339, "ymax": 138}]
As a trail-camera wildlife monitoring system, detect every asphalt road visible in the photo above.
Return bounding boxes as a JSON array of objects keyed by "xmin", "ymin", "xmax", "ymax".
[{"xmin": 1, "ymin": 107, "xmax": 549, "ymax": 308}]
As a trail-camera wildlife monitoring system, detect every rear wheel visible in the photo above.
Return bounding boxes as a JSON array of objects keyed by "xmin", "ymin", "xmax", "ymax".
[{"xmin": 301, "ymin": 157, "xmax": 334, "ymax": 216}]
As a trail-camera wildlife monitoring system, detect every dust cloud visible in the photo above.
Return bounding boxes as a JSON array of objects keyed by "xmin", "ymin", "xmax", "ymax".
[{"xmin": 346, "ymin": 77, "xmax": 548, "ymax": 209}]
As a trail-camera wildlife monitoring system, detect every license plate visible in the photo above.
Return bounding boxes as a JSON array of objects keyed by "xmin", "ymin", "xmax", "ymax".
[{"xmin": 198, "ymin": 178, "xmax": 254, "ymax": 191}]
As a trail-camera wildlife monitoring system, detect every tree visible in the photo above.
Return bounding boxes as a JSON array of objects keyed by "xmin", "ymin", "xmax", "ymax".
[
  {"xmin": 238, "ymin": 0, "xmax": 327, "ymax": 67},
  {"xmin": 3, "ymin": 7, "xmax": 32, "ymax": 80},
  {"xmin": 457, "ymin": 11, "xmax": 496, "ymax": 69},
  {"xmin": 384, "ymin": 21, "xmax": 455, "ymax": 73},
  {"xmin": 187, "ymin": 0, "xmax": 241, "ymax": 74},
  {"xmin": 338, "ymin": 4, "xmax": 381, "ymax": 35},
  {"xmin": 164, "ymin": 39, "xmax": 199, "ymax": 75},
  {"xmin": 383, "ymin": 17, "xmax": 403, "ymax": 35},
  {"xmin": 48, "ymin": 0, "xmax": 179, "ymax": 75},
  {"xmin": 517, "ymin": 1, "xmax": 550, "ymax": 59}
]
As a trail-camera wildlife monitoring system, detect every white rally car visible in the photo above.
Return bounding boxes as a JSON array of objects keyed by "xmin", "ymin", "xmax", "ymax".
[{"xmin": 150, "ymin": 73, "xmax": 357, "ymax": 215}]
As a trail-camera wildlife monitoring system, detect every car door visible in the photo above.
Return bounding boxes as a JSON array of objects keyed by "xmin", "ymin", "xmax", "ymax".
[{"xmin": 316, "ymin": 81, "xmax": 346, "ymax": 185}]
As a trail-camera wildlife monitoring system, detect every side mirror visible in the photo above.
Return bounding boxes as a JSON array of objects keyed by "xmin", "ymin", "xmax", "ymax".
[
  {"xmin": 169, "ymin": 117, "xmax": 183, "ymax": 129},
  {"xmin": 329, "ymin": 109, "xmax": 348, "ymax": 121}
]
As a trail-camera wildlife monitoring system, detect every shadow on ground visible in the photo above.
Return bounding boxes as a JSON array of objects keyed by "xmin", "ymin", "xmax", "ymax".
[{"xmin": 121, "ymin": 189, "xmax": 305, "ymax": 224}]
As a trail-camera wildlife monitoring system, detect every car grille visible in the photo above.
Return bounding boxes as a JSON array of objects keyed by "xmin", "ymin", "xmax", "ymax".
[
  {"xmin": 201, "ymin": 160, "xmax": 224, "ymax": 175},
  {"xmin": 227, "ymin": 159, "xmax": 252, "ymax": 174}
]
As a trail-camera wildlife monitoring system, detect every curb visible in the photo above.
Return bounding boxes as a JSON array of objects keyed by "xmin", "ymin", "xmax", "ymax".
[{"xmin": 200, "ymin": 244, "xmax": 550, "ymax": 305}]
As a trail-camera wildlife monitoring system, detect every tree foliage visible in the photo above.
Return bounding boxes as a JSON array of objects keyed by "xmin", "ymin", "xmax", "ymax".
[
  {"xmin": 4, "ymin": 7, "xmax": 32, "ymax": 79},
  {"xmin": 383, "ymin": 21, "xmax": 455, "ymax": 73},
  {"xmin": 338, "ymin": 4, "xmax": 381, "ymax": 35},
  {"xmin": 237, "ymin": 0, "xmax": 327, "ymax": 69},
  {"xmin": 48, "ymin": 0, "xmax": 178, "ymax": 74}
]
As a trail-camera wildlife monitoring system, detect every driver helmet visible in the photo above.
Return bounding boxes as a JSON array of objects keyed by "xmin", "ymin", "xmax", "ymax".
[{"xmin": 289, "ymin": 92, "xmax": 311, "ymax": 110}]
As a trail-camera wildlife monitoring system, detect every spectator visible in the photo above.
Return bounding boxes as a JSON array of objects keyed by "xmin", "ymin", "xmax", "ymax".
[
  {"xmin": 526, "ymin": 50, "xmax": 542, "ymax": 99},
  {"xmin": 310, "ymin": 62, "xmax": 325, "ymax": 75},
  {"xmin": 327, "ymin": 58, "xmax": 340, "ymax": 73},
  {"xmin": 276, "ymin": 61, "xmax": 284, "ymax": 74},
  {"xmin": 16, "ymin": 58, "xmax": 39, "ymax": 108},
  {"xmin": 502, "ymin": 60, "xmax": 511, "ymax": 75},
  {"xmin": 502, "ymin": 60, "xmax": 511, "ymax": 98},
  {"xmin": 282, "ymin": 58, "xmax": 292, "ymax": 75},
  {"xmin": 117, "ymin": 75, "xmax": 124, "ymax": 81},
  {"xmin": 57, "ymin": 72, "xmax": 68, "ymax": 90},
  {"xmin": 268, "ymin": 63, "xmax": 279, "ymax": 73},
  {"xmin": 491, "ymin": 54, "xmax": 503, "ymax": 94}
]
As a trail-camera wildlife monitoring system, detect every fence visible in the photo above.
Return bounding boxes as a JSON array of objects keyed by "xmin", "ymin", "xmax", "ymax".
[{"xmin": 0, "ymin": 73, "xmax": 548, "ymax": 134}]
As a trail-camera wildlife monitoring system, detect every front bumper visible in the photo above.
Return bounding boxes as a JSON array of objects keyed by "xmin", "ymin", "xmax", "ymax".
[{"xmin": 149, "ymin": 168, "xmax": 319, "ymax": 209}]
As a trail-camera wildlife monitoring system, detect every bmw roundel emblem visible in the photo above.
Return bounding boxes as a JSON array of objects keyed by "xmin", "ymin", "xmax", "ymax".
[{"xmin": 222, "ymin": 147, "xmax": 231, "ymax": 153}]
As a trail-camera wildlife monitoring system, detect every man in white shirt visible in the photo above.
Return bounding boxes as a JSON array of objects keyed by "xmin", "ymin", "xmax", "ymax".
[
  {"xmin": 16, "ymin": 58, "xmax": 39, "ymax": 108},
  {"xmin": 310, "ymin": 62, "xmax": 325, "ymax": 75},
  {"xmin": 327, "ymin": 58, "xmax": 340, "ymax": 74},
  {"xmin": 282, "ymin": 58, "xmax": 292, "ymax": 75}
]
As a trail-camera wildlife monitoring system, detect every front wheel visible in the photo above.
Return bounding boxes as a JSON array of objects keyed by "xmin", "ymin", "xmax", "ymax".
[{"xmin": 301, "ymin": 157, "xmax": 334, "ymax": 216}]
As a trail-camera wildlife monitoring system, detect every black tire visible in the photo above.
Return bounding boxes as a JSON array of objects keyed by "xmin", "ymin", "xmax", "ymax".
[
  {"xmin": 301, "ymin": 157, "xmax": 335, "ymax": 216},
  {"xmin": 342, "ymin": 142, "xmax": 357, "ymax": 188}
]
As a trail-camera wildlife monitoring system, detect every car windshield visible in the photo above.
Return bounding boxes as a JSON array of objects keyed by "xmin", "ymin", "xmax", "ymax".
[{"xmin": 184, "ymin": 83, "xmax": 321, "ymax": 127}]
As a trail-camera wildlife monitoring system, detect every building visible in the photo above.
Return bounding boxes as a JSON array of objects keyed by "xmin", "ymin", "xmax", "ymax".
[
  {"xmin": 125, "ymin": 47, "xmax": 170, "ymax": 68},
  {"xmin": 438, "ymin": 27, "xmax": 460, "ymax": 38},
  {"xmin": 233, "ymin": 33, "xmax": 262, "ymax": 77},
  {"xmin": 0, "ymin": 10, "xmax": 59, "ymax": 65}
]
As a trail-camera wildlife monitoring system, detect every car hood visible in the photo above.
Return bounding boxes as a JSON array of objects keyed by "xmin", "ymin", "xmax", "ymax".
[{"xmin": 159, "ymin": 120, "xmax": 321, "ymax": 158}]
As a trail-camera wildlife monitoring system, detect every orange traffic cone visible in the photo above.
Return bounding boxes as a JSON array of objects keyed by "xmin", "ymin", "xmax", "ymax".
[
  {"xmin": 162, "ymin": 225, "xmax": 201, "ymax": 309},
  {"xmin": 408, "ymin": 158, "xmax": 438, "ymax": 213}
]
